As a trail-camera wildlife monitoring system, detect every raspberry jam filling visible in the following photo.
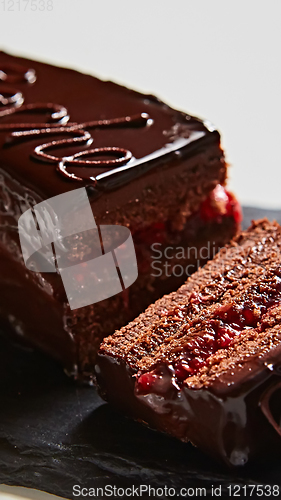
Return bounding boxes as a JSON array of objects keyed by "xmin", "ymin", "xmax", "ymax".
[
  {"xmin": 133, "ymin": 185, "xmax": 241, "ymax": 274},
  {"xmin": 134, "ymin": 185, "xmax": 240, "ymax": 248},
  {"xmin": 136, "ymin": 277, "xmax": 281, "ymax": 394},
  {"xmin": 134, "ymin": 222, "xmax": 166, "ymax": 248},
  {"xmin": 200, "ymin": 184, "xmax": 242, "ymax": 225}
]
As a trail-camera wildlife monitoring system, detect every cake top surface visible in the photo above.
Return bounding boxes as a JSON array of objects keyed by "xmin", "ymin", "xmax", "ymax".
[
  {"xmin": 0, "ymin": 51, "xmax": 216, "ymax": 200},
  {"xmin": 99, "ymin": 219, "xmax": 281, "ymax": 393}
]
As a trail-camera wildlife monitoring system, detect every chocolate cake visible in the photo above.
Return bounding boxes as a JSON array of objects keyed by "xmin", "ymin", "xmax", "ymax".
[
  {"xmin": 0, "ymin": 51, "xmax": 240, "ymax": 379},
  {"xmin": 97, "ymin": 220, "xmax": 281, "ymax": 466}
]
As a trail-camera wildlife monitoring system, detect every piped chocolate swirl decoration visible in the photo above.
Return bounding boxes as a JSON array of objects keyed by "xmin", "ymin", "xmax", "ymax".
[
  {"xmin": 0, "ymin": 62, "xmax": 36, "ymax": 84},
  {"xmin": 0, "ymin": 63, "xmax": 150, "ymax": 186}
]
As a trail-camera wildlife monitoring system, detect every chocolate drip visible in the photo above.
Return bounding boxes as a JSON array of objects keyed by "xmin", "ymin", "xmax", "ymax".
[{"xmin": 260, "ymin": 379, "xmax": 281, "ymax": 437}]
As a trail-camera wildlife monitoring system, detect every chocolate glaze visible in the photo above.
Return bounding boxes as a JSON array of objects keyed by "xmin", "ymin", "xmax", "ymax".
[
  {"xmin": 0, "ymin": 51, "xmax": 215, "ymax": 200},
  {"xmin": 96, "ymin": 350, "xmax": 281, "ymax": 467}
]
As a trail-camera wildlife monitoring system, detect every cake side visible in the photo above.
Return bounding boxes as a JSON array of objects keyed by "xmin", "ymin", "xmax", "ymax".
[
  {"xmin": 99, "ymin": 219, "xmax": 275, "ymax": 369},
  {"xmin": 97, "ymin": 219, "xmax": 281, "ymax": 464},
  {"xmin": 0, "ymin": 162, "xmax": 239, "ymax": 378}
]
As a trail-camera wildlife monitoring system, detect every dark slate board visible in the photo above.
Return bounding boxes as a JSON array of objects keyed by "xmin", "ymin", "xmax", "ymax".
[{"xmin": 1, "ymin": 207, "xmax": 281, "ymax": 500}]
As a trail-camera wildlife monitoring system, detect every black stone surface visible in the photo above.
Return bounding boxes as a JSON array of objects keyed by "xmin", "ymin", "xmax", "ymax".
[{"xmin": 1, "ymin": 207, "xmax": 281, "ymax": 500}]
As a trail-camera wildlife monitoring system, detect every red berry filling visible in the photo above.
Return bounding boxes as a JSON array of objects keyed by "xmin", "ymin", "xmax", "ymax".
[
  {"xmin": 132, "ymin": 185, "xmax": 241, "ymax": 277},
  {"xmin": 136, "ymin": 277, "xmax": 281, "ymax": 392},
  {"xmin": 200, "ymin": 184, "xmax": 242, "ymax": 225},
  {"xmin": 137, "ymin": 372, "xmax": 160, "ymax": 392}
]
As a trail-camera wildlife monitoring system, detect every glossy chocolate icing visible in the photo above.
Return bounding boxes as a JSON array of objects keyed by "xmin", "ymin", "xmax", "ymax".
[
  {"xmin": 96, "ymin": 349, "xmax": 281, "ymax": 467},
  {"xmin": 0, "ymin": 51, "xmax": 216, "ymax": 201}
]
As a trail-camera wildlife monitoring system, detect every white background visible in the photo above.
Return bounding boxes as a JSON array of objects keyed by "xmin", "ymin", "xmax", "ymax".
[{"xmin": 1, "ymin": 0, "xmax": 281, "ymax": 208}]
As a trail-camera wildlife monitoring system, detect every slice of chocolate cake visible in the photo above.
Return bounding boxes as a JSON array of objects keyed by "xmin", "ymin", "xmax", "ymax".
[
  {"xmin": 0, "ymin": 51, "xmax": 240, "ymax": 380},
  {"xmin": 97, "ymin": 220, "xmax": 281, "ymax": 466}
]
